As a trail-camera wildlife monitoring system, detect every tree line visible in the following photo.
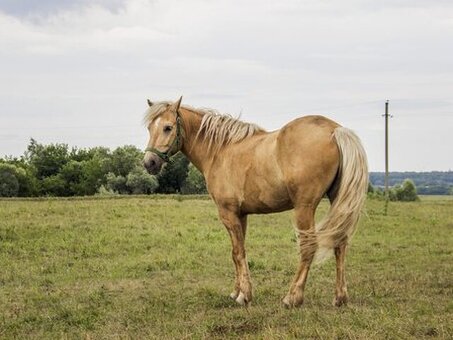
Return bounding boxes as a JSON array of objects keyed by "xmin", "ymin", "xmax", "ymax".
[
  {"xmin": 0, "ymin": 139, "xmax": 207, "ymax": 197},
  {"xmin": 1, "ymin": 140, "xmax": 451, "ymax": 198},
  {"xmin": 369, "ymin": 171, "xmax": 453, "ymax": 195},
  {"xmin": 368, "ymin": 179, "xmax": 420, "ymax": 202}
]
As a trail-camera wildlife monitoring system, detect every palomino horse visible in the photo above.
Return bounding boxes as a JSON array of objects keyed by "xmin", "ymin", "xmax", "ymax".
[{"xmin": 143, "ymin": 97, "xmax": 368, "ymax": 308}]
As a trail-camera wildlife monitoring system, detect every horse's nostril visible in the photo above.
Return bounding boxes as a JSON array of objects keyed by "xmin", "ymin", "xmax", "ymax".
[{"xmin": 150, "ymin": 160, "xmax": 156, "ymax": 167}]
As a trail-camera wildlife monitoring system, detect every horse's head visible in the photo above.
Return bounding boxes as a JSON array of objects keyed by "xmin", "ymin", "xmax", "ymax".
[{"xmin": 143, "ymin": 96, "xmax": 183, "ymax": 175}]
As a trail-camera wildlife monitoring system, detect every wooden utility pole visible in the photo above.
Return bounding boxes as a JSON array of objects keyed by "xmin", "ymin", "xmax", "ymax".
[
  {"xmin": 383, "ymin": 100, "xmax": 391, "ymax": 215},
  {"xmin": 384, "ymin": 100, "xmax": 389, "ymax": 196}
]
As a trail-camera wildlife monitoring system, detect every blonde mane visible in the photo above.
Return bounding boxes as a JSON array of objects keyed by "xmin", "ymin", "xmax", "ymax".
[
  {"xmin": 194, "ymin": 108, "xmax": 265, "ymax": 152},
  {"xmin": 143, "ymin": 101, "xmax": 265, "ymax": 152}
]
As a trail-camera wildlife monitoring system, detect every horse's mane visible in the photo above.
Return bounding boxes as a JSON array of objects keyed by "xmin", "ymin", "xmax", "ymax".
[
  {"xmin": 143, "ymin": 101, "xmax": 265, "ymax": 152},
  {"xmin": 194, "ymin": 107, "xmax": 265, "ymax": 152}
]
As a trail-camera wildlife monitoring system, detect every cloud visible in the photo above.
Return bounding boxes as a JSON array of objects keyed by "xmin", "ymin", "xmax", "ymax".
[
  {"xmin": 0, "ymin": 0, "xmax": 452, "ymax": 170},
  {"xmin": 0, "ymin": 0, "xmax": 126, "ymax": 17}
]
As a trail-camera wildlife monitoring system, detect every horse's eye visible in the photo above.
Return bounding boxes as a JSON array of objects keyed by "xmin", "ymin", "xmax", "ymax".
[{"xmin": 164, "ymin": 125, "xmax": 173, "ymax": 133}]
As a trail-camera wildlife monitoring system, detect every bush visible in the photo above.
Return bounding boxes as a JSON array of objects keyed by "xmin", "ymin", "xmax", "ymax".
[
  {"xmin": 126, "ymin": 166, "xmax": 158, "ymax": 194},
  {"xmin": 393, "ymin": 179, "xmax": 419, "ymax": 202},
  {"xmin": 105, "ymin": 173, "xmax": 128, "ymax": 194},
  {"xmin": 0, "ymin": 164, "xmax": 20, "ymax": 197},
  {"xmin": 27, "ymin": 139, "xmax": 70, "ymax": 179},
  {"xmin": 181, "ymin": 164, "xmax": 207, "ymax": 194},
  {"xmin": 40, "ymin": 175, "xmax": 67, "ymax": 196},
  {"xmin": 108, "ymin": 145, "xmax": 143, "ymax": 177},
  {"xmin": 96, "ymin": 185, "xmax": 119, "ymax": 196},
  {"xmin": 367, "ymin": 179, "xmax": 419, "ymax": 202},
  {"xmin": 156, "ymin": 153, "xmax": 189, "ymax": 194},
  {"xmin": 0, "ymin": 163, "xmax": 38, "ymax": 197}
]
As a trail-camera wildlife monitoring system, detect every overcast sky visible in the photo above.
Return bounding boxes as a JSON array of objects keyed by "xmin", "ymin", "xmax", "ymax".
[{"xmin": 0, "ymin": 0, "xmax": 452, "ymax": 171}]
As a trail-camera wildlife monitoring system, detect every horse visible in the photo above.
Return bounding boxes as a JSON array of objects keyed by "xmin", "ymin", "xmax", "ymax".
[{"xmin": 143, "ymin": 96, "xmax": 368, "ymax": 308}]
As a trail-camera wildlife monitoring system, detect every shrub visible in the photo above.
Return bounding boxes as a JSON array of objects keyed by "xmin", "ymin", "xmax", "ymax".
[
  {"xmin": 40, "ymin": 175, "xmax": 67, "ymax": 196},
  {"xmin": 394, "ymin": 179, "xmax": 419, "ymax": 202},
  {"xmin": 181, "ymin": 164, "xmax": 207, "ymax": 194},
  {"xmin": 96, "ymin": 185, "xmax": 119, "ymax": 196},
  {"xmin": 126, "ymin": 166, "xmax": 159, "ymax": 194},
  {"xmin": 0, "ymin": 164, "xmax": 20, "ymax": 197},
  {"xmin": 105, "ymin": 173, "xmax": 128, "ymax": 194},
  {"xmin": 367, "ymin": 179, "xmax": 419, "ymax": 202}
]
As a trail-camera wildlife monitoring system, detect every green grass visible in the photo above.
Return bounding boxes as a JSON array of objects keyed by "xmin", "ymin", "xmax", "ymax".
[{"xmin": 0, "ymin": 196, "xmax": 452, "ymax": 339}]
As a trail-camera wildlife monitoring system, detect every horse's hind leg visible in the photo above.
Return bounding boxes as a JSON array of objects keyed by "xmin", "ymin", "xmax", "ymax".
[
  {"xmin": 218, "ymin": 208, "xmax": 252, "ymax": 306},
  {"xmin": 327, "ymin": 188, "xmax": 349, "ymax": 307},
  {"xmin": 333, "ymin": 243, "xmax": 348, "ymax": 306},
  {"xmin": 283, "ymin": 206, "xmax": 316, "ymax": 307}
]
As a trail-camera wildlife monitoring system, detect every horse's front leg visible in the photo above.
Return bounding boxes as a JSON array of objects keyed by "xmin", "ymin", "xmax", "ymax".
[{"xmin": 218, "ymin": 208, "xmax": 252, "ymax": 306}]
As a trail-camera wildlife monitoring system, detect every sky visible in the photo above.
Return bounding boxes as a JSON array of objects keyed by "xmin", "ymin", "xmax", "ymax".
[{"xmin": 0, "ymin": 0, "xmax": 452, "ymax": 171}]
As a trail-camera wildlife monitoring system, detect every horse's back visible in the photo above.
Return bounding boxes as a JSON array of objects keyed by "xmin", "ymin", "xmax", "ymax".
[
  {"xmin": 276, "ymin": 115, "xmax": 341, "ymax": 205},
  {"xmin": 279, "ymin": 115, "xmax": 340, "ymax": 138}
]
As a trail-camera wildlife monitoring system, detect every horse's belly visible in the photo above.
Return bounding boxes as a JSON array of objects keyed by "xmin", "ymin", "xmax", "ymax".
[
  {"xmin": 241, "ymin": 197, "xmax": 292, "ymax": 214},
  {"xmin": 241, "ymin": 180, "xmax": 292, "ymax": 214}
]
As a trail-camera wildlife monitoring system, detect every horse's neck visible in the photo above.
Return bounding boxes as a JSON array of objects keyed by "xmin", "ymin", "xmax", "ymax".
[{"xmin": 180, "ymin": 108, "xmax": 213, "ymax": 174}]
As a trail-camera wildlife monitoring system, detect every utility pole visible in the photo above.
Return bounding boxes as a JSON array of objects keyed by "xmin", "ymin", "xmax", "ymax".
[
  {"xmin": 384, "ymin": 100, "xmax": 389, "ymax": 196},
  {"xmin": 383, "ymin": 100, "xmax": 392, "ymax": 215}
]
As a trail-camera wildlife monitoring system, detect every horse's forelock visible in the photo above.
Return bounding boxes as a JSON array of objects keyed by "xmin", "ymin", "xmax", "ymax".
[{"xmin": 143, "ymin": 101, "xmax": 171, "ymax": 126}]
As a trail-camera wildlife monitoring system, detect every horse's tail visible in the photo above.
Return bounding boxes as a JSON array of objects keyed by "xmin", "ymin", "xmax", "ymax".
[{"xmin": 314, "ymin": 127, "xmax": 368, "ymax": 263}]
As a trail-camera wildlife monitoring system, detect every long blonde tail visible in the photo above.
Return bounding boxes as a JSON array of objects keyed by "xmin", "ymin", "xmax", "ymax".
[{"xmin": 314, "ymin": 127, "xmax": 369, "ymax": 262}]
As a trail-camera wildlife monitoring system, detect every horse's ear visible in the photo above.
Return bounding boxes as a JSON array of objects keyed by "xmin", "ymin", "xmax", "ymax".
[
  {"xmin": 171, "ymin": 96, "xmax": 183, "ymax": 111},
  {"xmin": 147, "ymin": 99, "xmax": 153, "ymax": 107}
]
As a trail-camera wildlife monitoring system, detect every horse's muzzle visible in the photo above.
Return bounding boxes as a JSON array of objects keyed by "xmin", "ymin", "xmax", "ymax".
[{"xmin": 143, "ymin": 153, "xmax": 164, "ymax": 175}]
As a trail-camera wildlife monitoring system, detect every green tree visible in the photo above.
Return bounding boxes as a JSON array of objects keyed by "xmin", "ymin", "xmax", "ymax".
[
  {"xmin": 108, "ymin": 145, "xmax": 143, "ymax": 177},
  {"xmin": 181, "ymin": 164, "xmax": 207, "ymax": 194},
  {"xmin": 60, "ymin": 147, "xmax": 112, "ymax": 196},
  {"xmin": 77, "ymin": 149, "xmax": 112, "ymax": 195},
  {"xmin": 40, "ymin": 174, "xmax": 67, "ymax": 196},
  {"xmin": 60, "ymin": 160, "xmax": 86, "ymax": 195},
  {"xmin": 26, "ymin": 139, "xmax": 70, "ymax": 180},
  {"xmin": 126, "ymin": 166, "xmax": 158, "ymax": 194},
  {"xmin": 394, "ymin": 179, "xmax": 419, "ymax": 202},
  {"xmin": 156, "ymin": 153, "xmax": 190, "ymax": 193},
  {"xmin": 15, "ymin": 164, "xmax": 39, "ymax": 197},
  {"xmin": 0, "ymin": 162, "xmax": 37, "ymax": 197},
  {"xmin": 0, "ymin": 163, "xmax": 20, "ymax": 197},
  {"xmin": 105, "ymin": 172, "xmax": 128, "ymax": 194}
]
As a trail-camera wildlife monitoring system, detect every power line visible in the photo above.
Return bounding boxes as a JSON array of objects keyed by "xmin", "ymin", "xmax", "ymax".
[
  {"xmin": 0, "ymin": 124, "xmax": 140, "ymax": 131},
  {"xmin": 301, "ymin": 100, "xmax": 383, "ymax": 113}
]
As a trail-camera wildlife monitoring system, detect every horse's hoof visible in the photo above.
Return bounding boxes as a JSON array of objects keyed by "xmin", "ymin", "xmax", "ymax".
[
  {"xmin": 282, "ymin": 296, "xmax": 291, "ymax": 308},
  {"xmin": 333, "ymin": 295, "xmax": 348, "ymax": 307},
  {"xmin": 235, "ymin": 292, "xmax": 250, "ymax": 306},
  {"xmin": 229, "ymin": 292, "xmax": 238, "ymax": 300},
  {"xmin": 282, "ymin": 294, "xmax": 303, "ymax": 308}
]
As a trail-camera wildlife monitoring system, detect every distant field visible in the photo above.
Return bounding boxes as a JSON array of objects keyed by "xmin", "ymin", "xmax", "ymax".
[
  {"xmin": 0, "ymin": 196, "xmax": 452, "ymax": 339},
  {"xmin": 419, "ymin": 195, "xmax": 453, "ymax": 201}
]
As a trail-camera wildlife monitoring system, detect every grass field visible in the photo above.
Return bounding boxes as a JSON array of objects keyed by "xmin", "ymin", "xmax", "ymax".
[{"xmin": 0, "ymin": 196, "xmax": 452, "ymax": 339}]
